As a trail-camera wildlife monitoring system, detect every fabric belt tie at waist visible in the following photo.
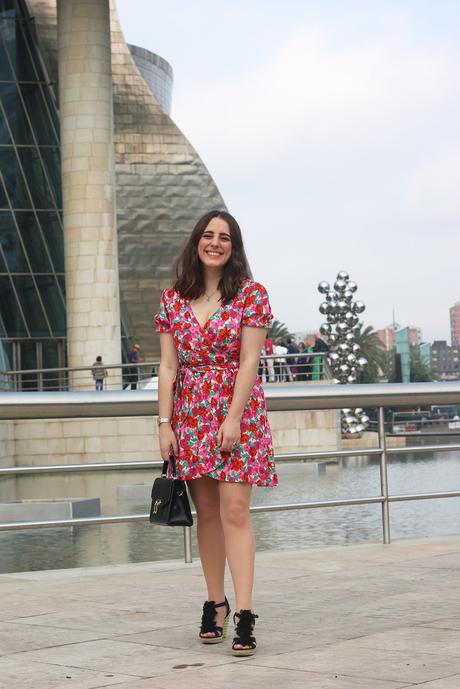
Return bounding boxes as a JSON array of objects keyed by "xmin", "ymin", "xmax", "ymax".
[
  {"xmin": 174, "ymin": 363, "xmax": 239, "ymax": 402},
  {"xmin": 179, "ymin": 363, "xmax": 239, "ymax": 371}
]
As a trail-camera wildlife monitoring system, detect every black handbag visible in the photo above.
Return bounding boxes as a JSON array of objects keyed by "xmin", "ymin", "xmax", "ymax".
[{"xmin": 149, "ymin": 454, "xmax": 193, "ymax": 527}]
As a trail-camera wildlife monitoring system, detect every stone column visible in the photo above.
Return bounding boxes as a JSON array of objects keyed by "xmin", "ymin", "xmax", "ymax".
[{"xmin": 57, "ymin": 0, "xmax": 121, "ymax": 390}]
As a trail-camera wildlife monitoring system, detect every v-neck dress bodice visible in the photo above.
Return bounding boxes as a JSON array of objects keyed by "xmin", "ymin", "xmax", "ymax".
[{"xmin": 153, "ymin": 278, "xmax": 278, "ymax": 487}]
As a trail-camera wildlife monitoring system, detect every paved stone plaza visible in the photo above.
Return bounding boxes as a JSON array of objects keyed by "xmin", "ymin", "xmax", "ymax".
[{"xmin": 0, "ymin": 534, "xmax": 459, "ymax": 688}]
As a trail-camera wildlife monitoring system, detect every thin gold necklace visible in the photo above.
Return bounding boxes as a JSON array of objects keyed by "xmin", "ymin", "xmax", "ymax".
[{"xmin": 204, "ymin": 288, "xmax": 219, "ymax": 302}]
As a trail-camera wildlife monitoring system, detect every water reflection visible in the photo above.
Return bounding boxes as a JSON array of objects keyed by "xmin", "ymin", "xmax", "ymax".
[{"xmin": 1, "ymin": 448, "xmax": 459, "ymax": 573}]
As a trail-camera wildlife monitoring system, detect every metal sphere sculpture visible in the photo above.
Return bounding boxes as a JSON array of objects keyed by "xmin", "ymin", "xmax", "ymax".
[{"xmin": 317, "ymin": 271, "xmax": 369, "ymax": 437}]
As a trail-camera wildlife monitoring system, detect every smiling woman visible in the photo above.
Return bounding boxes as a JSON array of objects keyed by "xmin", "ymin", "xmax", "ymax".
[{"xmin": 153, "ymin": 209, "xmax": 277, "ymax": 656}]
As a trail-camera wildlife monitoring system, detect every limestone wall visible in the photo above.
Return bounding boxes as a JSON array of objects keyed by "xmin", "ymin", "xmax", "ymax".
[
  {"xmin": 270, "ymin": 409, "xmax": 339, "ymax": 454},
  {"xmin": 11, "ymin": 410, "xmax": 339, "ymax": 511},
  {"xmin": 0, "ymin": 421, "xmax": 16, "ymax": 501}
]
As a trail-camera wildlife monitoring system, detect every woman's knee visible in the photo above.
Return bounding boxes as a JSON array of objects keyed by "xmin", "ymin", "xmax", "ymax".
[
  {"xmin": 187, "ymin": 478, "xmax": 220, "ymax": 522},
  {"xmin": 220, "ymin": 500, "xmax": 250, "ymax": 528},
  {"xmin": 195, "ymin": 499, "xmax": 220, "ymax": 522}
]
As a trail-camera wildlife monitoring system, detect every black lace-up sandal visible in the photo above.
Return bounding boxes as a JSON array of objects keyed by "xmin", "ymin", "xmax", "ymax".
[
  {"xmin": 231, "ymin": 609, "xmax": 259, "ymax": 656},
  {"xmin": 199, "ymin": 596, "xmax": 231, "ymax": 644}
]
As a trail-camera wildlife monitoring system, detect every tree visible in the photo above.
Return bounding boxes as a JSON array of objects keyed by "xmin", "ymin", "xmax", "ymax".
[
  {"xmin": 385, "ymin": 346, "xmax": 433, "ymax": 382},
  {"xmin": 268, "ymin": 319, "xmax": 291, "ymax": 341},
  {"xmin": 409, "ymin": 345, "xmax": 433, "ymax": 382},
  {"xmin": 354, "ymin": 322, "xmax": 386, "ymax": 383}
]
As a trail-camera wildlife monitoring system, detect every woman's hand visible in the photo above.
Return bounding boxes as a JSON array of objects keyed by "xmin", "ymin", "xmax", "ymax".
[
  {"xmin": 159, "ymin": 424, "xmax": 179, "ymax": 461},
  {"xmin": 217, "ymin": 416, "xmax": 241, "ymax": 453}
]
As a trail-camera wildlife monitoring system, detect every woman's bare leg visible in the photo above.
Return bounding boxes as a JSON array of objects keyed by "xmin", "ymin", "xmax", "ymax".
[
  {"xmin": 219, "ymin": 481, "xmax": 255, "ymax": 649},
  {"xmin": 187, "ymin": 476, "xmax": 227, "ymax": 636}
]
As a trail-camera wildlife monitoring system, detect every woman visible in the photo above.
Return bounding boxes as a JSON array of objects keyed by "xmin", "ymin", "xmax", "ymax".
[{"xmin": 153, "ymin": 210, "xmax": 278, "ymax": 657}]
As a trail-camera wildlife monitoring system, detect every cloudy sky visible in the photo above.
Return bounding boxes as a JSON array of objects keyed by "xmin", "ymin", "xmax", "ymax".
[{"xmin": 116, "ymin": 0, "xmax": 460, "ymax": 343}]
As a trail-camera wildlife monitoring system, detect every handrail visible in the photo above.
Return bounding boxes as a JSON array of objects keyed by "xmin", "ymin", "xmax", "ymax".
[
  {"xmin": 2, "ymin": 443, "xmax": 460, "ymax": 477},
  {"xmin": 0, "ymin": 352, "xmax": 329, "ymax": 392},
  {"xmin": 0, "ymin": 351, "xmax": 323, "ymax": 377},
  {"xmin": 0, "ymin": 361, "xmax": 160, "ymax": 376},
  {"xmin": 1, "ymin": 381, "xmax": 460, "ymax": 420},
  {"xmin": 0, "ymin": 382, "xmax": 459, "ymax": 564}
]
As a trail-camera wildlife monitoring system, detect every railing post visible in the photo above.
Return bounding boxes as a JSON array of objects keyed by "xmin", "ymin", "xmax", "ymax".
[
  {"xmin": 378, "ymin": 406, "xmax": 391, "ymax": 544},
  {"xmin": 184, "ymin": 526, "xmax": 193, "ymax": 563}
]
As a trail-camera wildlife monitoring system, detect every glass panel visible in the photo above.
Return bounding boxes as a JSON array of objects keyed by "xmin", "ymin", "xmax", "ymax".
[
  {"xmin": 4, "ymin": 15, "xmax": 38, "ymax": 82},
  {"xmin": 0, "ymin": 102, "xmax": 12, "ymax": 143},
  {"xmin": 0, "ymin": 241, "xmax": 7, "ymax": 271},
  {"xmin": 40, "ymin": 84, "xmax": 59, "ymax": 141},
  {"xmin": 0, "ymin": 274, "xmax": 27, "ymax": 336},
  {"xmin": 0, "ymin": 209, "xmax": 29, "ymax": 270},
  {"xmin": 39, "ymin": 146, "xmax": 61, "ymax": 207},
  {"xmin": 36, "ymin": 211, "xmax": 64, "ymax": 272},
  {"xmin": 0, "ymin": 173, "xmax": 8, "ymax": 208},
  {"xmin": 13, "ymin": 274, "xmax": 50, "ymax": 336},
  {"xmin": 57, "ymin": 272, "xmax": 65, "ymax": 296},
  {"xmin": 14, "ymin": 210, "xmax": 52, "ymax": 272},
  {"xmin": 0, "ymin": 146, "xmax": 32, "ymax": 208},
  {"xmin": 0, "ymin": 35, "xmax": 13, "ymax": 79},
  {"xmin": 35, "ymin": 274, "xmax": 66, "ymax": 337},
  {"xmin": 0, "ymin": 0, "xmax": 16, "ymax": 17},
  {"xmin": 20, "ymin": 340, "xmax": 37, "ymax": 390},
  {"xmin": 20, "ymin": 83, "xmax": 58, "ymax": 146},
  {"xmin": 0, "ymin": 82, "xmax": 34, "ymax": 144},
  {"xmin": 42, "ymin": 340, "xmax": 60, "ymax": 390},
  {"xmin": 0, "ymin": 339, "xmax": 12, "ymax": 371},
  {"xmin": 15, "ymin": 146, "xmax": 54, "ymax": 208},
  {"xmin": 0, "ymin": 19, "xmax": 16, "ymax": 86}
]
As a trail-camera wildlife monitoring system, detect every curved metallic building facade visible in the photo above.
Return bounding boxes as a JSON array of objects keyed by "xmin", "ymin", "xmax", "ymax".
[
  {"xmin": 1, "ymin": 0, "xmax": 225, "ymax": 375},
  {"xmin": 128, "ymin": 44, "xmax": 173, "ymax": 115}
]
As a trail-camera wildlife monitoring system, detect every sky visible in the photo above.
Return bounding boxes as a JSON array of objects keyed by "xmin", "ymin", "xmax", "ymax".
[{"xmin": 116, "ymin": 0, "xmax": 460, "ymax": 344}]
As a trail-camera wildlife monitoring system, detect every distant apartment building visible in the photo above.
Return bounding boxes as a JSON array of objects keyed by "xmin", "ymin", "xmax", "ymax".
[
  {"xmin": 431, "ymin": 340, "xmax": 460, "ymax": 380},
  {"xmin": 450, "ymin": 302, "xmax": 460, "ymax": 346},
  {"xmin": 376, "ymin": 326, "xmax": 422, "ymax": 351}
]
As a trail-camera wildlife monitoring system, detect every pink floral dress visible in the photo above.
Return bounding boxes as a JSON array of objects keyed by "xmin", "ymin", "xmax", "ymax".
[{"xmin": 153, "ymin": 278, "xmax": 278, "ymax": 487}]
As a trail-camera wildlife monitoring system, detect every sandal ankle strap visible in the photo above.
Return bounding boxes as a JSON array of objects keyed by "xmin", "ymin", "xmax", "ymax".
[{"xmin": 213, "ymin": 596, "xmax": 229, "ymax": 610}]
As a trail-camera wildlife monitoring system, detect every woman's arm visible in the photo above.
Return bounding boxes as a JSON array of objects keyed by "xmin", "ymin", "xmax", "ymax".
[
  {"xmin": 217, "ymin": 326, "xmax": 267, "ymax": 452},
  {"xmin": 157, "ymin": 333, "xmax": 179, "ymax": 458}
]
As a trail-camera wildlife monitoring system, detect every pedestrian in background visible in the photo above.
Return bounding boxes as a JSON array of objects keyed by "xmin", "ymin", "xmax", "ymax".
[
  {"xmin": 127, "ymin": 343, "xmax": 141, "ymax": 389},
  {"xmin": 296, "ymin": 342, "xmax": 308, "ymax": 381},
  {"xmin": 286, "ymin": 337, "xmax": 299, "ymax": 381},
  {"xmin": 274, "ymin": 340, "xmax": 291, "ymax": 382},
  {"xmin": 312, "ymin": 336, "xmax": 328, "ymax": 381},
  {"xmin": 91, "ymin": 356, "xmax": 108, "ymax": 391}
]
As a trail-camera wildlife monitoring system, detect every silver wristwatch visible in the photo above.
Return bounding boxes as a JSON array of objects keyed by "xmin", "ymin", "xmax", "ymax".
[{"xmin": 157, "ymin": 416, "xmax": 171, "ymax": 426}]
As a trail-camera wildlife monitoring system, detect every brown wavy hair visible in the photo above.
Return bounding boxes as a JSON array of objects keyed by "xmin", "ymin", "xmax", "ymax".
[{"xmin": 173, "ymin": 210, "xmax": 253, "ymax": 303}]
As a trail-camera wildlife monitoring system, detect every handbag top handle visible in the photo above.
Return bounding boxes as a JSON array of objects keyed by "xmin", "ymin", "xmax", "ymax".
[{"xmin": 161, "ymin": 453, "xmax": 178, "ymax": 478}]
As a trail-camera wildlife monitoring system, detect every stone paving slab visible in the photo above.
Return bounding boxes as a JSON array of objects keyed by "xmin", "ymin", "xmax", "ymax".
[{"xmin": 0, "ymin": 534, "xmax": 459, "ymax": 689}]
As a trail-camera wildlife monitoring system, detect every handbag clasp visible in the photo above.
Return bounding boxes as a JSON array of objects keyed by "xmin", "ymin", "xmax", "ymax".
[{"xmin": 153, "ymin": 498, "xmax": 162, "ymax": 514}]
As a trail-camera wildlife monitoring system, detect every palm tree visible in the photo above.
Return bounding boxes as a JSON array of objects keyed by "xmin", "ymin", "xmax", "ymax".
[
  {"xmin": 354, "ymin": 322, "xmax": 386, "ymax": 383},
  {"xmin": 268, "ymin": 319, "xmax": 291, "ymax": 341},
  {"xmin": 385, "ymin": 346, "xmax": 433, "ymax": 382},
  {"xmin": 410, "ymin": 346, "xmax": 433, "ymax": 382}
]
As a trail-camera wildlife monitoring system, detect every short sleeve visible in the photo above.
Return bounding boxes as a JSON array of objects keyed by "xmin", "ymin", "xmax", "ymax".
[
  {"xmin": 241, "ymin": 281, "xmax": 274, "ymax": 329},
  {"xmin": 153, "ymin": 289, "xmax": 171, "ymax": 333}
]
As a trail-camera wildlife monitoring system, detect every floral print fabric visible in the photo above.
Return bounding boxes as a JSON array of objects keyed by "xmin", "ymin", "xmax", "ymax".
[{"xmin": 153, "ymin": 278, "xmax": 278, "ymax": 487}]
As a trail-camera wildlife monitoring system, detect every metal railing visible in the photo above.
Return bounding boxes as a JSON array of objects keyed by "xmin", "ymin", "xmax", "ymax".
[
  {"xmin": 0, "ymin": 352, "xmax": 329, "ymax": 392},
  {"xmin": 1, "ymin": 381, "xmax": 459, "ymax": 564}
]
